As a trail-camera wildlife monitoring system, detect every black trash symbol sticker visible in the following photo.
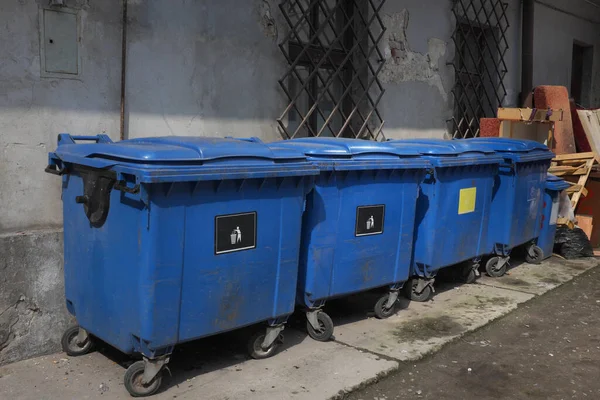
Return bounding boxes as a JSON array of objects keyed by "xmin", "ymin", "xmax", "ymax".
[
  {"xmin": 215, "ymin": 212, "xmax": 257, "ymax": 254},
  {"xmin": 355, "ymin": 205, "xmax": 385, "ymax": 236}
]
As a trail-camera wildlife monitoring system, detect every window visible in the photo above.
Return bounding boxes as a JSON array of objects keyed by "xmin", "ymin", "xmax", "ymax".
[
  {"xmin": 277, "ymin": 0, "xmax": 386, "ymax": 140},
  {"xmin": 449, "ymin": 0, "xmax": 508, "ymax": 138}
]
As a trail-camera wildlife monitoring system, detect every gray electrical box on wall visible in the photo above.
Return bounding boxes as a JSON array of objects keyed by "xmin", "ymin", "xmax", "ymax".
[{"xmin": 39, "ymin": 7, "xmax": 80, "ymax": 78}]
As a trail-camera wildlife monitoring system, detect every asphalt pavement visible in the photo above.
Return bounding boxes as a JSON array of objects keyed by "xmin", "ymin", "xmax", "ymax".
[{"xmin": 345, "ymin": 262, "xmax": 600, "ymax": 400}]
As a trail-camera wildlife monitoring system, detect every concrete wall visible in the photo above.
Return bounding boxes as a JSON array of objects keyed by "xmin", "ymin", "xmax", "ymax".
[
  {"xmin": 378, "ymin": 0, "xmax": 522, "ymax": 139},
  {"xmin": 378, "ymin": 0, "xmax": 454, "ymax": 139},
  {"xmin": 0, "ymin": 230, "xmax": 70, "ymax": 365},
  {"xmin": 124, "ymin": 0, "xmax": 287, "ymax": 141},
  {"xmin": 0, "ymin": 0, "xmax": 121, "ymax": 365},
  {"xmin": 0, "ymin": 0, "xmax": 122, "ymax": 233},
  {"xmin": 533, "ymin": 0, "xmax": 600, "ymax": 107}
]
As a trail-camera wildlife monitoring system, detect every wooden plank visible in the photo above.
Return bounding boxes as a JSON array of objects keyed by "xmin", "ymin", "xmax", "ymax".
[
  {"xmin": 571, "ymin": 158, "xmax": 595, "ymax": 209},
  {"xmin": 552, "ymin": 159, "xmax": 594, "ymax": 166},
  {"xmin": 565, "ymin": 185, "xmax": 581, "ymax": 193},
  {"xmin": 565, "ymin": 185, "xmax": 588, "ymax": 197},
  {"xmin": 553, "ymin": 152, "xmax": 595, "ymax": 161},
  {"xmin": 497, "ymin": 107, "xmax": 564, "ymax": 122},
  {"xmin": 576, "ymin": 214, "xmax": 594, "ymax": 240},
  {"xmin": 548, "ymin": 165, "xmax": 590, "ymax": 175},
  {"xmin": 576, "ymin": 109, "xmax": 600, "ymax": 163},
  {"xmin": 549, "ymin": 171, "xmax": 584, "ymax": 177}
]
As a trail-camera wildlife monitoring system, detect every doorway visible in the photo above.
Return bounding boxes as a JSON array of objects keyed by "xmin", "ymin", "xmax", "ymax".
[{"xmin": 571, "ymin": 42, "xmax": 593, "ymax": 107}]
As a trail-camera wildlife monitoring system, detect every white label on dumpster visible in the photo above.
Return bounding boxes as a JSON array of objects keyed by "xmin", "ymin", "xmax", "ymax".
[
  {"xmin": 355, "ymin": 205, "xmax": 385, "ymax": 236},
  {"xmin": 550, "ymin": 198, "xmax": 559, "ymax": 225},
  {"xmin": 215, "ymin": 212, "xmax": 257, "ymax": 254}
]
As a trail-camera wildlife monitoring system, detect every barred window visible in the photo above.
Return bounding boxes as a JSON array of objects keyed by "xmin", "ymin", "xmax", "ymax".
[
  {"xmin": 277, "ymin": 0, "xmax": 386, "ymax": 140},
  {"xmin": 449, "ymin": 0, "xmax": 509, "ymax": 138}
]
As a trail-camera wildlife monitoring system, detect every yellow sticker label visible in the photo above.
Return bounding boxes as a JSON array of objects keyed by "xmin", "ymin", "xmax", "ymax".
[{"xmin": 458, "ymin": 187, "xmax": 477, "ymax": 215}]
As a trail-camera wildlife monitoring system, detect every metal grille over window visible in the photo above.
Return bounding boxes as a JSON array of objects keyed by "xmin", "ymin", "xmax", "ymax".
[
  {"xmin": 277, "ymin": 0, "xmax": 387, "ymax": 140},
  {"xmin": 449, "ymin": 0, "xmax": 509, "ymax": 139}
]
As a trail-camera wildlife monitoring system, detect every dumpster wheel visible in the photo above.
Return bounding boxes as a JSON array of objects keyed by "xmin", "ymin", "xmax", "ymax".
[
  {"xmin": 525, "ymin": 245, "xmax": 544, "ymax": 265},
  {"xmin": 462, "ymin": 263, "xmax": 480, "ymax": 284},
  {"xmin": 124, "ymin": 360, "xmax": 163, "ymax": 397},
  {"xmin": 306, "ymin": 311, "xmax": 334, "ymax": 341},
  {"xmin": 404, "ymin": 279, "xmax": 433, "ymax": 302},
  {"xmin": 485, "ymin": 256, "xmax": 507, "ymax": 277},
  {"xmin": 61, "ymin": 325, "xmax": 94, "ymax": 357},
  {"xmin": 374, "ymin": 294, "xmax": 397, "ymax": 319},
  {"xmin": 247, "ymin": 331, "xmax": 282, "ymax": 360}
]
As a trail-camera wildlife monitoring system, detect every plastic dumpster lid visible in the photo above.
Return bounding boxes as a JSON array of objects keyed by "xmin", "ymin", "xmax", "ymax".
[
  {"xmin": 386, "ymin": 139, "xmax": 503, "ymax": 167},
  {"xmin": 270, "ymin": 137, "xmax": 423, "ymax": 157},
  {"xmin": 267, "ymin": 137, "xmax": 431, "ymax": 170},
  {"xmin": 387, "ymin": 139, "xmax": 496, "ymax": 155},
  {"xmin": 466, "ymin": 138, "xmax": 554, "ymax": 162},
  {"xmin": 545, "ymin": 173, "xmax": 570, "ymax": 191},
  {"xmin": 48, "ymin": 134, "xmax": 319, "ymax": 183},
  {"xmin": 55, "ymin": 135, "xmax": 305, "ymax": 163}
]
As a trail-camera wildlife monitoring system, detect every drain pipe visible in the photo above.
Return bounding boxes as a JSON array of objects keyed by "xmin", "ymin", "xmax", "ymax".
[
  {"xmin": 119, "ymin": 0, "xmax": 128, "ymax": 141},
  {"xmin": 521, "ymin": 0, "xmax": 534, "ymax": 105}
]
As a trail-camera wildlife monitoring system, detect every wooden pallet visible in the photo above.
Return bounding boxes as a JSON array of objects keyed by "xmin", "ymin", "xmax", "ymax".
[{"xmin": 549, "ymin": 152, "xmax": 596, "ymax": 209}]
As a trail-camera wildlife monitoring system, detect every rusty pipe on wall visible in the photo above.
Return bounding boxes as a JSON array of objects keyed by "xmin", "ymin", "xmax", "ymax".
[{"xmin": 119, "ymin": 0, "xmax": 128, "ymax": 141}]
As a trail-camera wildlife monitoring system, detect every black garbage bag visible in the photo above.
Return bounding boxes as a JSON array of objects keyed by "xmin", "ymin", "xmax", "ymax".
[{"xmin": 554, "ymin": 226, "xmax": 594, "ymax": 259}]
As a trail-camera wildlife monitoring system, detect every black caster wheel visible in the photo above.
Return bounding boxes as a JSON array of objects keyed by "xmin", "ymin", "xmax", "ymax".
[
  {"xmin": 306, "ymin": 311, "xmax": 334, "ymax": 341},
  {"xmin": 374, "ymin": 294, "xmax": 397, "ymax": 319},
  {"xmin": 486, "ymin": 256, "xmax": 507, "ymax": 277},
  {"xmin": 124, "ymin": 360, "xmax": 163, "ymax": 397},
  {"xmin": 403, "ymin": 279, "xmax": 433, "ymax": 302},
  {"xmin": 61, "ymin": 325, "xmax": 94, "ymax": 357},
  {"xmin": 525, "ymin": 245, "xmax": 544, "ymax": 265},
  {"xmin": 247, "ymin": 331, "xmax": 282, "ymax": 360},
  {"xmin": 463, "ymin": 268, "xmax": 477, "ymax": 284}
]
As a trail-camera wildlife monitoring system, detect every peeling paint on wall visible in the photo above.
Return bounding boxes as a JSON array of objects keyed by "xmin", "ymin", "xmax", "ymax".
[
  {"xmin": 380, "ymin": 10, "xmax": 448, "ymax": 102},
  {"xmin": 257, "ymin": 0, "xmax": 278, "ymax": 41}
]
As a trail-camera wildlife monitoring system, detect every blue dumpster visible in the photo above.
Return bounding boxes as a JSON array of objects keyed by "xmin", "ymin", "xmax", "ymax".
[
  {"xmin": 268, "ymin": 138, "xmax": 430, "ymax": 341},
  {"xmin": 387, "ymin": 139, "xmax": 503, "ymax": 301},
  {"xmin": 46, "ymin": 134, "xmax": 317, "ymax": 397},
  {"xmin": 538, "ymin": 174, "xmax": 570, "ymax": 260},
  {"xmin": 467, "ymin": 138, "xmax": 554, "ymax": 275}
]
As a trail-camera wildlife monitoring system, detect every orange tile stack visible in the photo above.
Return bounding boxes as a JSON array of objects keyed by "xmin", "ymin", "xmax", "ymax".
[
  {"xmin": 479, "ymin": 118, "xmax": 501, "ymax": 137},
  {"xmin": 534, "ymin": 86, "xmax": 576, "ymax": 154}
]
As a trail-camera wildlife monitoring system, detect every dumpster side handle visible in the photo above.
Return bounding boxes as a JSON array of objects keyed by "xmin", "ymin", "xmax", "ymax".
[
  {"xmin": 45, "ymin": 153, "xmax": 65, "ymax": 176},
  {"xmin": 114, "ymin": 180, "xmax": 140, "ymax": 194},
  {"xmin": 57, "ymin": 133, "xmax": 114, "ymax": 146},
  {"xmin": 45, "ymin": 164, "xmax": 64, "ymax": 176}
]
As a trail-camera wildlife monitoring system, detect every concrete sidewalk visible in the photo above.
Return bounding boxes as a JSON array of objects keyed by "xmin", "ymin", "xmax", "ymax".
[{"xmin": 1, "ymin": 257, "xmax": 597, "ymax": 400}]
